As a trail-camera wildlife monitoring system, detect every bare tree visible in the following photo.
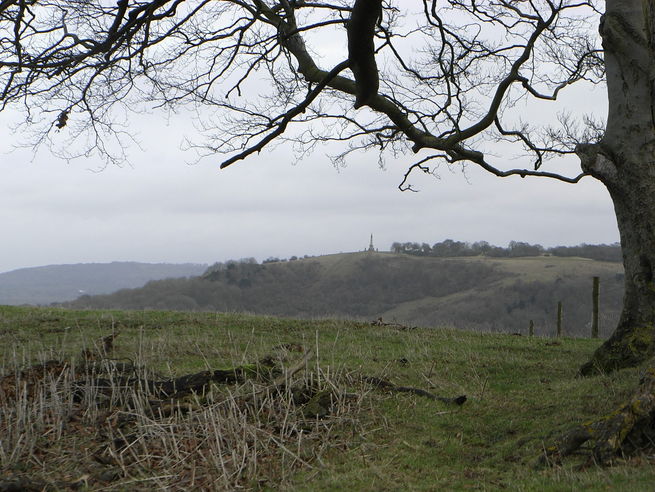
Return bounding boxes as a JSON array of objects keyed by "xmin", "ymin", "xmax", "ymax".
[{"xmin": 1, "ymin": 0, "xmax": 655, "ymax": 451}]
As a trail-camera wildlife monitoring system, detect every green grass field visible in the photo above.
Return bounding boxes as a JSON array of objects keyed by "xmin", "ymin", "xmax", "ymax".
[{"xmin": 0, "ymin": 306, "xmax": 653, "ymax": 490}]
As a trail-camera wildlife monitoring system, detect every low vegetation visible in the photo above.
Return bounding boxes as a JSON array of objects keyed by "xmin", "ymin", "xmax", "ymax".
[{"xmin": 1, "ymin": 306, "xmax": 654, "ymax": 490}]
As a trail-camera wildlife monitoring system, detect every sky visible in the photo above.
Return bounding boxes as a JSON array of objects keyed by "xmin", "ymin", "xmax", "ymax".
[
  {"xmin": 0, "ymin": 98, "xmax": 618, "ymax": 275},
  {"xmin": 0, "ymin": 7, "xmax": 618, "ymax": 275}
]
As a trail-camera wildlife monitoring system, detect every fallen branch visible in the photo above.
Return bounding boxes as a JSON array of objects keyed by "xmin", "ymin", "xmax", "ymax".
[
  {"xmin": 146, "ymin": 350, "xmax": 314, "ymax": 418},
  {"xmin": 370, "ymin": 317, "xmax": 416, "ymax": 331},
  {"xmin": 236, "ymin": 348, "xmax": 314, "ymax": 403},
  {"xmin": 361, "ymin": 375, "xmax": 467, "ymax": 405}
]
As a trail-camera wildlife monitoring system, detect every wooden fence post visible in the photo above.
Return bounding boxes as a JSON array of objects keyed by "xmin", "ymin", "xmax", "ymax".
[
  {"xmin": 529, "ymin": 320, "xmax": 534, "ymax": 337},
  {"xmin": 592, "ymin": 276, "xmax": 600, "ymax": 338},
  {"xmin": 557, "ymin": 301, "xmax": 563, "ymax": 337}
]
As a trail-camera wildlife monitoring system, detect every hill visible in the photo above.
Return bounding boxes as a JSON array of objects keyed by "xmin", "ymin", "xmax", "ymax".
[
  {"xmin": 0, "ymin": 306, "xmax": 652, "ymax": 490},
  {"xmin": 0, "ymin": 262, "xmax": 207, "ymax": 305},
  {"xmin": 63, "ymin": 253, "xmax": 624, "ymax": 337}
]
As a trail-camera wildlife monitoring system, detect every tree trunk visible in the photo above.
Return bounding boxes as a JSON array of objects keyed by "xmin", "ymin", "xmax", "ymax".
[
  {"xmin": 577, "ymin": 0, "xmax": 655, "ymax": 375},
  {"xmin": 580, "ymin": 174, "xmax": 655, "ymax": 374}
]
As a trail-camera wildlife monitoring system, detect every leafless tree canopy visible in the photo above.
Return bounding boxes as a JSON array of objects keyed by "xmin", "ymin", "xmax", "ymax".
[{"xmin": 0, "ymin": 0, "xmax": 603, "ymax": 184}]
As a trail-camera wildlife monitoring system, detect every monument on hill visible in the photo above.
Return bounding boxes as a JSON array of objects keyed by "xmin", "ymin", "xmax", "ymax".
[{"xmin": 368, "ymin": 234, "xmax": 375, "ymax": 252}]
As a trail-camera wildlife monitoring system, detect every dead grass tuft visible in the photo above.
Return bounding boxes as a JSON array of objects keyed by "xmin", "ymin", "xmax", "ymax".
[{"xmin": 0, "ymin": 337, "xmax": 370, "ymax": 490}]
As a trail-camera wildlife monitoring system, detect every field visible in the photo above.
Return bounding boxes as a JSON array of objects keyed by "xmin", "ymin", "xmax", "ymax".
[{"xmin": 0, "ymin": 306, "xmax": 653, "ymax": 490}]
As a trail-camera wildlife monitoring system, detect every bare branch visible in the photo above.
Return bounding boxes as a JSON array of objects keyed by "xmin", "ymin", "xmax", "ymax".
[
  {"xmin": 220, "ymin": 59, "xmax": 350, "ymax": 168},
  {"xmin": 0, "ymin": 0, "xmax": 603, "ymax": 183}
]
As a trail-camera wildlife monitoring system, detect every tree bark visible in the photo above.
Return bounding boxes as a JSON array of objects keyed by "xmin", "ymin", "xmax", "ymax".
[
  {"xmin": 577, "ymin": 0, "xmax": 655, "ymax": 375},
  {"xmin": 579, "ymin": 172, "xmax": 655, "ymax": 374}
]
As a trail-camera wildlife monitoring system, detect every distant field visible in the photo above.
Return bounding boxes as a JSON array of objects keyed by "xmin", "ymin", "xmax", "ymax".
[
  {"xmin": 480, "ymin": 255, "xmax": 622, "ymax": 282},
  {"xmin": 0, "ymin": 306, "xmax": 652, "ymax": 490}
]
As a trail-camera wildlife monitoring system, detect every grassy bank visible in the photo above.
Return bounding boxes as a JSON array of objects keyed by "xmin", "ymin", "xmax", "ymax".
[{"xmin": 0, "ymin": 306, "xmax": 653, "ymax": 490}]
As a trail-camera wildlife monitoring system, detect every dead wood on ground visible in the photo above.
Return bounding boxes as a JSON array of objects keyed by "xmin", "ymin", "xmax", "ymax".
[
  {"xmin": 539, "ymin": 358, "xmax": 655, "ymax": 466},
  {"xmin": 361, "ymin": 374, "xmax": 467, "ymax": 405},
  {"xmin": 370, "ymin": 317, "xmax": 416, "ymax": 330}
]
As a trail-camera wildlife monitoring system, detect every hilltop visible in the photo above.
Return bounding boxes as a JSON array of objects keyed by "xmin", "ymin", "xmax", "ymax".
[
  {"xmin": 64, "ymin": 252, "xmax": 624, "ymax": 337},
  {"xmin": 0, "ymin": 262, "xmax": 207, "ymax": 305}
]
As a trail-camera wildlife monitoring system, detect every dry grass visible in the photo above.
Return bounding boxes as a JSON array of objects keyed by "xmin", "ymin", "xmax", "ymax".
[{"xmin": 0, "ymin": 337, "xmax": 372, "ymax": 490}]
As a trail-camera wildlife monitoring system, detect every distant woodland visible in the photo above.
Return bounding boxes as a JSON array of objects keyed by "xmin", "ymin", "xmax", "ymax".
[
  {"xmin": 64, "ymin": 250, "xmax": 624, "ymax": 338},
  {"xmin": 391, "ymin": 240, "xmax": 622, "ymax": 262}
]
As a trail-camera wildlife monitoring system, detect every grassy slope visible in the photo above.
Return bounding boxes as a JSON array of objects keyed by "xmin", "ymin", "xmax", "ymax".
[
  {"xmin": 320, "ymin": 253, "xmax": 623, "ymax": 336},
  {"xmin": 303, "ymin": 251, "xmax": 621, "ymax": 280},
  {"xmin": 378, "ymin": 255, "xmax": 623, "ymax": 329},
  {"xmin": 1, "ymin": 306, "xmax": 653, "ymax": 490},
  {"xmin": 300, "ymin": 251, "xmax": 622, "ymax": 281}
]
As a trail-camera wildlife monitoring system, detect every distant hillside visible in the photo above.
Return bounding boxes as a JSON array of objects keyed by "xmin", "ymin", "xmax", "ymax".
[
  {"xmin": 63, "ymin": 253, "xmax": 624, "ymax": 337},
  {"xmin": 0, "ymin": 262, "xmax": 207, "ymax": 305}
]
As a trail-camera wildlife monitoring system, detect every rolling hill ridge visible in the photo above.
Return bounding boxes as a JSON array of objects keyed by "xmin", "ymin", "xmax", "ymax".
[
  {"xmin": 0, "ymin": 262, "xmax": 207, "ymax": 305},
  {"xmin": 63, "ymin": 252, "xmax": 624, "ymax": 337}
]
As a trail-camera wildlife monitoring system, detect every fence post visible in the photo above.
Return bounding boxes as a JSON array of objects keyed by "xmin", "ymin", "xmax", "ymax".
[
  {"xmin": 529, "ymin": 320, "xmax": 534, "ymax": 337},
  {"xmin": 557, "ymin": 301, "xmax": 563, "ymax": 337},
  {"xmin": 592, "ymin": 276, "xmax": 600, "ymax": 338}
]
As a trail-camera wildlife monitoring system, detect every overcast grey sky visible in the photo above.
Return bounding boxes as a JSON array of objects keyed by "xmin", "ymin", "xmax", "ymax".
[
  {"xmin": 0, "ymin": 2, "xmax": 618, "ymax": 275},
  {"xmin": 0, "ymin": 85, "xmax": 617, "ymax": 275}
]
